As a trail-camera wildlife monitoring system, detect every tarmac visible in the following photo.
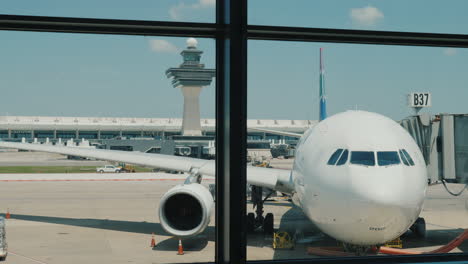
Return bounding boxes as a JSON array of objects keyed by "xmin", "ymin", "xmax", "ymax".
[{"xmin": 0, "ymin": 155, "xmax": 465, "ymax": 263}]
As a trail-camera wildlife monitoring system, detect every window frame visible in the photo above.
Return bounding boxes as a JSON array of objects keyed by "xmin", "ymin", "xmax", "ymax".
[
  {"xmin": 402, "ymin": 149, "xmax": 416, "ymax": 166},
  {"xmin": 399, "ymin": 149, "xmax": 411, "ymax": 166},
  {"xmin": 336, "ymin": 149, "xmax": 349, "ymax": 166},
  {"xmin": 1, "ymin": 1, "xmax": 468, "ymax": 263},
  {"xmin": 327, "ymin": 149, "xmax": 344, "ymax": 165}
]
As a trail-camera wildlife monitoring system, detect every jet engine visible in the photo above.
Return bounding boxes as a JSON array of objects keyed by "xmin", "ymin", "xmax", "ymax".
[{"xmin": 159, "ymin": 183, "xmax": 214, "ymax": 237}]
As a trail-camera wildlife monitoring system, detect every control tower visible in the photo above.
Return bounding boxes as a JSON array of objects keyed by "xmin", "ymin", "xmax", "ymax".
[{"xmin": 166, "ymin": 38, "xmax": 215, "ymax": 136}]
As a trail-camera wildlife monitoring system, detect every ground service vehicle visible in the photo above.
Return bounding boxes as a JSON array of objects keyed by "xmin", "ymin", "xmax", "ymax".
[
  {"xmin": 96, "ymin": 165, "xmax": 121, "ymax": 173},
  {"xmin": 118, "ymin": 163, "xmax": 136, "ymax": 173}
]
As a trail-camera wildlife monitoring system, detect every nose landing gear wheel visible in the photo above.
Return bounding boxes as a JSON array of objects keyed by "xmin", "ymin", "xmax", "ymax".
[
  {"xmin": 263, "ymin": 213, "xmax": 274, "ymax": 234},
  {"xmin": 247, "ymin": 213, "xmax": 255, "ymax": 233},
  {"xmin": 411, "ymin": 217, "xmax": 426, "ymax": 238}
]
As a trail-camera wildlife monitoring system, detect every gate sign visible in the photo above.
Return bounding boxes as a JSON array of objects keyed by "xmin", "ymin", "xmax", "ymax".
[{"xmin": 409, "ymin": 92, "xmax": 431, "ymax": 107}]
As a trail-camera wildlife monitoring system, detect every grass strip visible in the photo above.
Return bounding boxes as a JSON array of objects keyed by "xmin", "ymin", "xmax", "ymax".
[{"xmin": 0, "ymin": 166, "xmax": 153, "ymax": 173}]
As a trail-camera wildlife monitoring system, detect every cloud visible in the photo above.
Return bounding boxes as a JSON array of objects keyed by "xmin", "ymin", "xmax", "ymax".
[
  {"xmin": 169, "ymin": 0, "xmax": 215, "ymax": 20},
  {"xmin": 148, "ymin": 39, "xmax": 179, "ymax": 53},
  {"xmin": 350, "ymin": 6, "xmax": 384, "ymax": 27},
  {"xmin": 443, "ymin": 48, "xmax": 457, "ymax": 56},
  {"xmin": 199, "ymin": 0, "xmax": 215, "ymax": 7},
  {"xmin": 169, "ymin": 3, "xmax": 188, "ymax": 20}
]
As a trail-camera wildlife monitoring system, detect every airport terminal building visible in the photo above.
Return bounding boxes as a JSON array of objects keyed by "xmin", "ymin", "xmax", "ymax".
[
  {"xmin": 2, "ymin": 113, "xmax": 467, "ymax": 185},
  {"xmin": 0, "ymin": 115, "xmax": 314, "ymax": 141}
]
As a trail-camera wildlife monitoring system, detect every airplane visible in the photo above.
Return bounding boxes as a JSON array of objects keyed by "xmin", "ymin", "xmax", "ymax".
[{"xmin": 0, "ymin": 49, "xmax": 428, "ymax": 254}]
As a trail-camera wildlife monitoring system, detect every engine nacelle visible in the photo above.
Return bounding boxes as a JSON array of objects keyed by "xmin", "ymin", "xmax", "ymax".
[{"xmin": 159, "ymin": 183, "xmax": 214, "ymax": 237}]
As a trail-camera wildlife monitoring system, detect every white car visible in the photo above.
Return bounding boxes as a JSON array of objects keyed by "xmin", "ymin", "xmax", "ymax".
[{"xmin": 96, "ymin": 165, "xmax": 121, "ymax": 173}]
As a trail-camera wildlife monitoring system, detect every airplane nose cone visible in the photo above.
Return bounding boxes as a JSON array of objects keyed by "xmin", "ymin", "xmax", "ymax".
[
  {"xmin": 349, "ymin": 165, "xmax": 426, "ymax": 210},
  {"xmin": 313, "ymin": 193, "xmax": 420, "ymax": 246},
  {"xmin": 336, "ymin": 166, "xmax": 426, "ymax": 245},
  {"xmin": 303, "ymin": 163, "xmax": 427, "ymax": 246},
  {"xmin": 343, "ymin": 198, "xmax": 418, "ymax": 245}
]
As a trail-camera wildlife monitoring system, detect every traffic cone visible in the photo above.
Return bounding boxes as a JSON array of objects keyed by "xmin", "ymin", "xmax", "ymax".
[
  {"xmin": 5, "ymin": 209, "xmax": 10, "ymax": 219},
  {"xmin": 177, "ymin": 239, "xmax": 184, "ymax": 255},
  {"xmin": 150, "ymin": 233, "xmax": 156, "ymax": 248}
]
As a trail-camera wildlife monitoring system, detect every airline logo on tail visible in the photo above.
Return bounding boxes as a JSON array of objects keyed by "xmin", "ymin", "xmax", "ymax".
[{"xmin": 319, "ymin": 48, "xmax": 327, "ymax": 121}]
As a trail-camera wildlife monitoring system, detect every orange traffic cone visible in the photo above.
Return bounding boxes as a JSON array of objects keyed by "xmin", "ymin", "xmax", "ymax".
[
  {"xmin": 150, "ymin": 233, "xmax": 156, "ymax": 248},
  {"xmin": 5, "ymin": 209, "xmax": 10, "ymax": 219},
  {"xmin": 177, "ymin": 239, "xmax": 184, "ymax": 255}
]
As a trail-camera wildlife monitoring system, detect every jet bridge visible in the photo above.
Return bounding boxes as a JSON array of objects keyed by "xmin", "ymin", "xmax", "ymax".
[{"xmin": 401, "ymin": 113, "xmax": 468, "ymax": 184}]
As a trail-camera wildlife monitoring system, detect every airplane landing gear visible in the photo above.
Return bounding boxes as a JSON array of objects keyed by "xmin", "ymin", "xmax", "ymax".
[
  {"xmin": 263, "ymin": 212, "xmax": 274, "ymax": 234},
  {"xmin": 410, "ymin": 217, "xmax": 426, "ymax": 238},
  {"xmin": 247, "ymin": 185, "xmax": 274, "ymax": 234}
]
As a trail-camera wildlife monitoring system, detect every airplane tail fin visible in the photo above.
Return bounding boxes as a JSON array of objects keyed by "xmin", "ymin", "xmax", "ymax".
[{"xmin": 319, "ymin": 48, "xmax": 327, "ymax": 121}]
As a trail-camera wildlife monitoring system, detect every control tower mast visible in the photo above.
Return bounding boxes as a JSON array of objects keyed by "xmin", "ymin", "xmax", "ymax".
[{"xmin": 166, "ymin": 38, "xmax": 215, "ymax": 136}]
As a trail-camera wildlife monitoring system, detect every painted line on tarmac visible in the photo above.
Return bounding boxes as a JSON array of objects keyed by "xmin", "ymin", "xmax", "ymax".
[
  {"xmin": 0, "ymin": 178, "xmax": 215, "ymax": 182},
  {"xmin": 9, "ymin": 251, "xmax": 49, "ymax": 264}
]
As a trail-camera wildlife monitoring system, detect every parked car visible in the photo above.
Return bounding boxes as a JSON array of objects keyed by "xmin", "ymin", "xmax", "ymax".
[{"xmin": 96, "ymin": 165, "xmax": 121, "ymax": 173}]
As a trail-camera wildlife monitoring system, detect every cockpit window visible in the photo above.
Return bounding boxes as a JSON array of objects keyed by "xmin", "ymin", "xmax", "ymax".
[
  {"xmin": 350, "ymin": 151, "xmax": 375, "ymax": 166},
  {"xmin": 327, "ymin": 149, "xmax": 343, "ymax": 165},
  {"xmin": 377, "ymin": 151, "xmax": 400, "ymax": 166},
  {"xmin": 336, "ymin": 149, "xmax": 348, "ymax": 166},
  {"xmin": 399, "ymin": 150, "xmax": 410, "ymax": 166},
  {"xmin": 401, "ymin": 149, "xmax": 415, "ymax": 166}
]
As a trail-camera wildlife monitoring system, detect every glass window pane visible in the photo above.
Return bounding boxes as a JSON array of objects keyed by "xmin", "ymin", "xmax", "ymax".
[
  {"xmin": 399, "ymin": 150, "xmax": 410, "ymax": 166},
  {"xmin": 336, "ymin": 149, "xmax": 348, "ymax": 165},
  {"xmin": 1, "ymin": 0, "xmax": 215, "ymax": 22},
  {"xmin": 377, "ymin": 151, "xmax": 400, "ymax": 166},
  {"xmin": 249, "ymin": 40, "xmax": 468, "ymax": 261},
  {"xmin": 249, "ymin": 0, "xmax": 468, "ymax": 34},
  {"xmin": 327, "ymin": 148, "xmax": 343, "ymax": 165},
  {"xmin": 454, "ymin": 115, "xmax": 468, "ymax": 180},
  {"xmin": 403, "ymin": 149, "xmax": 415, "ymax": 166},
  {"xmin": 0, "ymin": 31, "xmax": 215, "ymax": 263},
  {"xmin": 350, "ymin": 151, "xmax": 375, "ymax": 166}
]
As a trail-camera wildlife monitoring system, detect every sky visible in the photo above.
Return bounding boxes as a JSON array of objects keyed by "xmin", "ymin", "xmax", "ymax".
[{"xmin": 0, "ymin": 0, "xmax": 468, "ymax": 121}]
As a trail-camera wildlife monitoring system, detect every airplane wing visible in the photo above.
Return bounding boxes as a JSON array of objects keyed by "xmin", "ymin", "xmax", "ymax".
[{"xmin": 0, "ymin": 141, "xmax": 293, "ymax": 193}]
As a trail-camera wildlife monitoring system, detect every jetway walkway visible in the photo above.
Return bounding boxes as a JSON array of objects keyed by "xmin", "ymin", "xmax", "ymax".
[{"xmin": 401, "ymin": 113, "xmax": 468, "ymax": 185}]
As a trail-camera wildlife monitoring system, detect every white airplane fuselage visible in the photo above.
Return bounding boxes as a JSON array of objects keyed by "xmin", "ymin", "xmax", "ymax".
[{"xmin": 291, "ymin": 111, "xmax": 427, "ymax": 246}]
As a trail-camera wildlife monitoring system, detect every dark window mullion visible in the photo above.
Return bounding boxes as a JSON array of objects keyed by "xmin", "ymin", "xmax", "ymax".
[
  {"xmin": 0, "ymin": 14, "xmax": 217, "ymax": 37},
  {"xmin": 248, "ymin": 25, "xmax": 468, "ymax": 48},
  {"xmin": 216, "ymin": 0, "xmax": 247, "ymax": 264}
]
